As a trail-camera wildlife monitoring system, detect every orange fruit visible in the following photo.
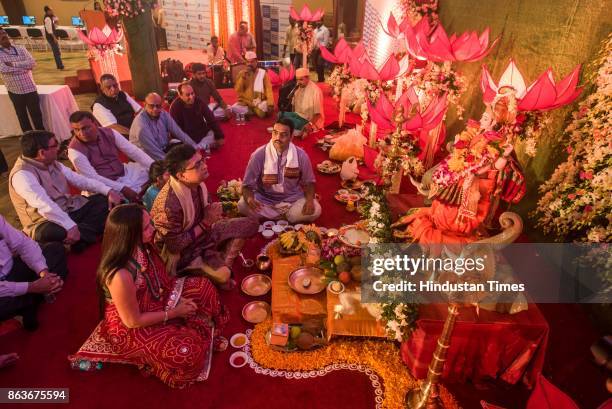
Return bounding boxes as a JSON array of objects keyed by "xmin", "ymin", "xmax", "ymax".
[{"xmin": 338, "ymin": 271, "xmax": 351, "ymax": 284}]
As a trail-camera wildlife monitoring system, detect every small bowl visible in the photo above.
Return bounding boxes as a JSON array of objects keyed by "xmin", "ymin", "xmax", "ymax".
[
  {"xmin": 258, "ymin": 225, "xmax": 264, "ymax": 233},
  {"xmin": 337, "ymin": 189, "xmax": 349, "ymax": 195},
  {"xmin": 319, "ymin": 227, "xmax": 328, "ymax": 234},
  {"xmin": 229, "ymin": 351, "xmax": 249, "ymax": 368},
  {"xmin": 294, "ymin": 224, "xmax": 304, "ymax": 231},
  {"xmin": 271, "ymin": 225, "xmax": 284, "ymax": 234},
  {"xmin": 283, "ymin": 225, "xmax": 296, "ymax": 232},
  {"xmin": 262, "ymin": 229, "xmax": 274, "ymax": 239},
  {"xmin": 263, "ymin": 221, "xmax": 275, "ymax": 229},
  {"xmin": 326, "ymin": 228, "xmax": 339, "ymax": 237},
  {"xmin": 328, "ymin": 280, "xmax": 345, "ymax": 295},
  {"xmin": 230, "ymin": 333, "xmax": 249, "ymax": 348},
  {"xmin": 256, "ymin": 254, "xmax": 272, "ymax": 271},
  {"xmin": 276, "ymin": 220, "xmax": 289, "ymax": 227}
]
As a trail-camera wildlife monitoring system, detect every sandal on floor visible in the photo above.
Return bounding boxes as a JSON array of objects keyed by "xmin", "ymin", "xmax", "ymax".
[{"xmin": 214, "ymin": 336, "xmax": 229, "ymax": 352}]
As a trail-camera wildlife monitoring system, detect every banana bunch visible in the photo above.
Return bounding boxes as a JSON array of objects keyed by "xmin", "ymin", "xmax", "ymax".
[{"xmin": 279, "ymin": 231, "xmax": 309, "ymax": 253}]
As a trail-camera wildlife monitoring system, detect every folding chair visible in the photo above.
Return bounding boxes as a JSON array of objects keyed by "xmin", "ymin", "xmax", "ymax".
[
  {"xmin": 25, "ymin": 28, "xmax": 47, "ymax": 51},
  {"xmin": 4, "ymin": 28, "xmax": 30, "ymax": 49}
]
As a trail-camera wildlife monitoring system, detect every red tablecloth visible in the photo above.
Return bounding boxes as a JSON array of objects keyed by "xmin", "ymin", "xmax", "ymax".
[{"xmin": 401, "ymin": 304, "xmax": 549, "ymax": 388}]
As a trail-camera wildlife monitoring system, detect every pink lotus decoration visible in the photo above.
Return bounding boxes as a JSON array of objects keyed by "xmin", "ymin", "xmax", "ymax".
[
  {"xmin": 77, "ymin": 26, "xmax": 122, "ymax": 49},
  {"xmin": 481, "ymin": 60, "xmax": 583, "ymax": 111},
  {"xmin": 381, "ymin": 13, "xmax": 412, "ymax": 39},
  {"xmin": 366, "ymin": 87, "xmax": 448, "ymax": 133},
  {"xmin": 404, "ymin": 19, "xmax": 498, "ymax": 63},
  {"xmin": 319, "ymin": 38, "xmax": 352, "ymax": 64},
  {"xmin": 349, "ymin": 53, "xmax": 412, "ymax": 82},
  {"xmin": 267, "ymin": 64, "xmax": 295, "ymax": 87},
  {"xmin": 321, "ymin": 40, "xmax": 411, "ymax": 81},
  {"xmin": 290, "ymin": 5, "xmax": 324, "ymax": 22}
]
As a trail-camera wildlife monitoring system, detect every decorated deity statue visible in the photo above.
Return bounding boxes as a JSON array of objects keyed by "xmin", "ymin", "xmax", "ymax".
[{"xmin": 392, "ymin": 86, "xmax": 526, "ymax": 250}]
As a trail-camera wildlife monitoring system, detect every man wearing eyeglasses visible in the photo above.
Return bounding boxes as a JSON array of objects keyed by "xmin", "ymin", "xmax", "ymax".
[
  {"xmin": 129, "ymin": 93, "xmax": 201, "ymax": 161},
  {"xmin": 239, "ymin": 118, "xmax": 321, "ymax": 222},
  {"xmin": 8, "ymin": 131, "xmax": 122, "ymax": 252},
  {"xmin": 151, "ymin": 144, "xmax": 257, "ymax": 287}
]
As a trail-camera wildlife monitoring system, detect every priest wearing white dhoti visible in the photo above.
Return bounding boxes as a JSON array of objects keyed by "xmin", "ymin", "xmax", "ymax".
[
  {"xmin": 68, "ymin": 111, "xmax": 153, "ymax": 203},
  {"xmin": 278, "ymin": 67, "xmax": 325, "ymax": 137},
  {"xmin": 238, "ymin": 118, "xmax": 321, "ymax": 222}
]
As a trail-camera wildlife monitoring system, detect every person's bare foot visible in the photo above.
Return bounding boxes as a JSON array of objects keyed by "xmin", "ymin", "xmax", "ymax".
[{"xmin": 0, "ymin": 353, "xmax": 19, "ymax": 369}]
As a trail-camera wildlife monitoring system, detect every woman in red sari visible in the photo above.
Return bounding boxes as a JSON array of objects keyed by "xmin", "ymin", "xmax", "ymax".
[{"xmin": 69, "ymin": 204, "xmax": 229, "ymax": 388}]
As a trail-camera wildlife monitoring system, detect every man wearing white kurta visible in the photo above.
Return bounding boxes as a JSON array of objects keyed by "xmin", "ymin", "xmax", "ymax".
[
  {"xmin": 68, "ymin": 111, "xmax": 153, "ymax": 202},
  {"xmin": 8, "ymin": 130, "xmax": 122, "ymax": 251}
]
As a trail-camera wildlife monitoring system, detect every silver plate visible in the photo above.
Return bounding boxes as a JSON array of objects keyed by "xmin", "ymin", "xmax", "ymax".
[{"xmin": 288, "ymin": 267, "xmax": 326, "ymax": 295}]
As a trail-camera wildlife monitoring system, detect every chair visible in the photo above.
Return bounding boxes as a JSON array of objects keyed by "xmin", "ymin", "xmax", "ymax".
[
  {"xmin": 25, "ymin": 28, "xmax": 47, "ymax": 51},
  {"xmin": 55, "ymin": 29, "xmax": 84, "ymax": 51},
  {"xmin": 4, "ymin": 28, "xmax": 30, "ymax": 49}
]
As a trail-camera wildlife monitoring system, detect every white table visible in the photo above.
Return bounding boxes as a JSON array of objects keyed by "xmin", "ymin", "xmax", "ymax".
[{"xmin": 0, "ymin": 85, "xmax": 79, "ymax": 140}]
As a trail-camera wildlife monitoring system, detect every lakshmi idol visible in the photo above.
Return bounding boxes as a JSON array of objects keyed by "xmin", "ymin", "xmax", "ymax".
[{"xmin": 392, "ymin": 86, "xmax": 526, "ymax": 252}]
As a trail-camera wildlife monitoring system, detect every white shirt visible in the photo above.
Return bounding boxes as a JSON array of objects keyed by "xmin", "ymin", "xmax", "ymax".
[
  {"xmin": 11, "ymin": 162, "xmax": 111, "ymax": 231},
  {"xmin": 0, "ymin": 216, "xmax": 47, "ymax": 298},
  {"xmin": 314, "ymin": 25, "xmax": 330, "ymax": 48},
  {"xmin": 67, "ymin": 129, "xmax": 154, "ymax": 192},
  {"xmin": 92, "ymin": 94, "xmax": 142, "ymax": 127},
  {"xmin": 44, "ymin": 16, "xmax": 57, "ymax": 36}
]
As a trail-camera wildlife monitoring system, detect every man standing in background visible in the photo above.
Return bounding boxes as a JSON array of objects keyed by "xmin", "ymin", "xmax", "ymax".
[
  {"xmin": 312, "ymin": 21, "xmax": 330, "ymax": 82},
  {"xmin": 43, "ymin": 6, "xmax": 64, "ymax": 70},
  {"xmin": 0, "ymin": 29, "xmax": 44, "ymax": 133}
]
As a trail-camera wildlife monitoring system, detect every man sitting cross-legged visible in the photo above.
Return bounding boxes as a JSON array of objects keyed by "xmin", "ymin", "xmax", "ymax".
[
  {"xmin": 231, "ymin": 51, "xmax": 275, "ymax": 118},
  {"xmin": 151, "ymin": 144, "xmax": 258, "ymax": 288},
  {"xmin": 92, "ymin": 74, "xmax": 142, "ymax": 137},
  {"xmin": 8, "ymin": 130, "xmax": 122, "ymax": 252},
  {"xmin": 0, "ymin": 215, "xmax": 67, "ymax": 331},
  {"xmin": 238, "ymin": 118, "xmax": 321, "ymax": 223},
  {"xmin": 68, "ymin": 111, "xmax": 153, "ymax": 203},
  {"xmin": 278, "ymin": 68, "xmax": 325, "ymax": 137},
  {"xmin": 129, "ymin": 93, "xmax": 204, "ymax": 161},
  {"xmin": 169, "ymin": 82, "xmax": 225, "ymax": 150}
]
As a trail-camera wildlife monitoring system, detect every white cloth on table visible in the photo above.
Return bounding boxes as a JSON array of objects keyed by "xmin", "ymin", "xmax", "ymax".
[
  {"xmin": 67, "ymin": 129, "xmax": 154, "ymax": 194},
  {"xmin": 0, "ymin": 85, "xmax": 79, "ymax": 139},
  {"xmin": 92, "ymin": 94, "xmax": 142, "ymax": 127},
  {"xmin": 11, "ymin": 162, "xmax": 111, "ymax": 231}
]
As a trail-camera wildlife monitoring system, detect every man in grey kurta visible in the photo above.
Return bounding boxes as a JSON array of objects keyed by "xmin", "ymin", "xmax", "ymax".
[
  {"xmin": 129, "ymin": 93, "xmax": 200, "ymax": 161},
  {"xmin": 238, "ymin": 118, "xmax": 321, "ymax": 223}
]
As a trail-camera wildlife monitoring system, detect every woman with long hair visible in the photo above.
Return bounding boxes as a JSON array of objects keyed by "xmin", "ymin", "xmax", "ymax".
[{"xmin": 69, "ymin": 204, "xmax": 229, "ymax": 388}]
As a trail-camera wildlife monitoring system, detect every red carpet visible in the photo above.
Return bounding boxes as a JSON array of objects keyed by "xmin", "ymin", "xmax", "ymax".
[{"xmin": 0, "ymin": 86, "xmax": 607, "ymax": 409}]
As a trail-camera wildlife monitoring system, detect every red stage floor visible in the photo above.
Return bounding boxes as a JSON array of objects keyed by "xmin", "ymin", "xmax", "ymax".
[{"xmin": 0, "ymin": 87, "xmax": 607, "ymax": 409}]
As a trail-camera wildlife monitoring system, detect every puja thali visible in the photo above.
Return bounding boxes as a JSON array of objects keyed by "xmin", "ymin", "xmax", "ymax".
[
  {"xmin": 288, "ymin": 267, "xmax": 326, "ymax": 295},
  {"xmin": 338, "ymin": 225, "xmax": 370, "ymax": 248}
]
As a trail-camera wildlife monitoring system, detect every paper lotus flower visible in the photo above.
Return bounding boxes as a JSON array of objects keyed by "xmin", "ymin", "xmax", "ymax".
[
  {"xmin": 381, "ymin": 13, "xmax": 412, "ymax": 39},
  {"xmin": 350, "ymin": 54, "xmax": 412, "ymax": 82},
  {"xmin": 319, "ymin": 38, "xmax": 352, "ymax": 64},
  {"xmin": 404, "ymin": 19, "xmax": 498, "ymax": 63},
  {"xmin": 290, "ymin": 5, "xmax": 324, "ymax": 22},
  {"xmin": 481, "ymin": 60, "xmax": 583, "ymax": 111},
  {"xmin": 77, "ymin": 25, "xmax": 122, "ymax": 47},
  {"xmin": 267, "ymin": 64, "xmax": 295, "ymax": 87},
  {"xmin": 366, "ymin": 87, "xmax": 448, "ymax": 133}
]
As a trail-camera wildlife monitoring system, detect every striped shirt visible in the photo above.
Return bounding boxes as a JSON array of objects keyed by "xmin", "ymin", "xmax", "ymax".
[{"xmin": 0, "ymin": 45, "xmax": 37, "ymax": 94}]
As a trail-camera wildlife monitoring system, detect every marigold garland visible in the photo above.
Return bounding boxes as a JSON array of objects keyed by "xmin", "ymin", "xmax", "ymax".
[{"xmin": 248, "ymin": 321, "xmax": 460, "ymax": 409}]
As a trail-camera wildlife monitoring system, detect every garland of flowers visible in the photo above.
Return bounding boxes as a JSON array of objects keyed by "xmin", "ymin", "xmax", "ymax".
[
  {"xmin": 295, "ymin": 22, "xmax": 315, "ymax": 57},
  {"xmin": 357, "ymin": 184, "xmax": 420, "ymax": 339},
  {"xmin": 247, "ymin": 321, "xmax": 460, "ymax": 409},
  {"xmin": 533, "ymin": 34, "xmax": 612, "ymax": 243},
  {"xmin": 327, "ymin": 65, "xmax": 353, "ymax": 99},
  {"xmin": 358, "ymin": 183, "xmax": 395, "ymax": 244},
  {"xmin": 103, "ymin": 0, "xmax": 146, "ymax": 19},
  {"xmin": 400, "ymin": 0, "xmax": 440, "ymax": 23}
]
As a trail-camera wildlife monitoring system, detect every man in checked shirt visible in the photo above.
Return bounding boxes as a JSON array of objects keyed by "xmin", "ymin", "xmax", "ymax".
[{"xmin": 0, "ymin": 28, "xmax": 44, "ymax": 133}]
